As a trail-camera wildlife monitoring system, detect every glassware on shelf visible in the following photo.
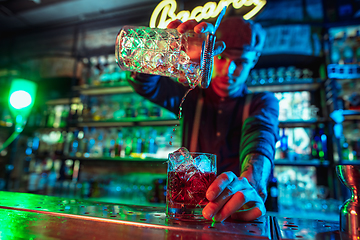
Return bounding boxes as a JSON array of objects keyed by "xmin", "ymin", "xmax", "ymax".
[
  {"xmin": 275, "ymin": 128, "xmax": 312, "ymax": 161},
  {"xmin": 275, "ymin": 91, "xmax": 317, "ymax": 122}
]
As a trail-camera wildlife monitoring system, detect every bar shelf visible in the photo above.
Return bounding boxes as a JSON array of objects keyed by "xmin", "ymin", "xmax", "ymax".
[
  {"xmin": 274, "ymin": 159, "xmax": 330, "ymax": 167},
  {"xmin": 248, "ymin": 79, "xmax": 322, "ymax": 92},
  {"xmin": 343, "ymin": 110, "xmax": 360, "ymax": 121},
  {"xmin": 75, "ymin": 80, "xmax": 323, "ymax": 96},
  {"xmin": 62, "ymin": 156, "xmax": 167, "ymax": 162},
  {"xmin": 279, "ymin": 119, "xmax": 327, "ymax": 128},
  {"xmin": 338, "ymin": 160, "xmax": 360, "ymax": 166},
  {"xmin": 71, "ymin": 119, "xmax": 180, "ymax": 128},
  {"xmin": 74, "ymin": 85, "xmax": 134, "ymax": 96}
]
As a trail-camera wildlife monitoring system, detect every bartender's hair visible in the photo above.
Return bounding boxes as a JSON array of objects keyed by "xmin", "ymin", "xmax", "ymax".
[{"xmin": 216, "ymin": 16, "xmax": 266, "ymax": 53}]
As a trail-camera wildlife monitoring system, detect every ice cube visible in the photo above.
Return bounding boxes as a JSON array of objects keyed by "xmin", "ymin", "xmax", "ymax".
[
  {"xmin": 174, "ymin": 147, "xmax": 190, "ymax": 156},
  {"xmin": 169, "ymin": 147, "xmax": 192, "ymax": 171},
  {"xmin": 194, "ymin": 155, "xmax": 212, "ymax": 173},
  {"xmin": 177, "ymin": 163, "xmax": 197, "ymax": 181}
]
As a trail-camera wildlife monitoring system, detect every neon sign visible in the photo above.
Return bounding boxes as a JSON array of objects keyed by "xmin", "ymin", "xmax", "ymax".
[{"xmin": 150, "ymin": 0, "xmax": 266, "ymax": 28}]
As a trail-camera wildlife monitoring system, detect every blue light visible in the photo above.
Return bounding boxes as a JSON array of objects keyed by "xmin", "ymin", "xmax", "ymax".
[
  {"xmin": 25, "ymin": 148, "xmax": 32, "ymax": 155},
  {"xmin": 321, "ymin": 134, "xmax": 327, "ymax": 142}
]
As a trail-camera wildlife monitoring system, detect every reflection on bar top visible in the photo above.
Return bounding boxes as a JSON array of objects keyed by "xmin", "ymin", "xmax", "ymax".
[{"xmin": 0, "ymin": 191, "xmax": 340, "ymax": 240}]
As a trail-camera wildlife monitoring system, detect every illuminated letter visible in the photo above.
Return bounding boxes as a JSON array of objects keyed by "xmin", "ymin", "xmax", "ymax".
[
  {"xmin": 150, "ymin": 0, "xmax": 177, "ymax": 28},
  {"xmin": 232, "ymin": 0, "xmax": 246, "ymax": 9},
  {"xmin": 190, "ymin": 6, "xmax": 204, "ymax": 21},
  {"xmin": 150, "ymin": 0, "xmax": 267, "ymax": 28},
  {"xmin": 201, "ymin": 2, "xmax": 216, "ymax": 19},
  {"xmin": 211, "ymin": 0, "xmax": 231, "ymax": 18},
  {"xmin": 177, "ymin": 10, "xmax": 191, "ymax": 22},
  {"xmin": 243, "ymin": 0, "xmax": 266, "ymax": 20}
]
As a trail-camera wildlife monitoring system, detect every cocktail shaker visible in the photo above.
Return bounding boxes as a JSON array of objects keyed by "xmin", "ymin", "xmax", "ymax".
[{"xmin": 336, "ymin": 165, "xmax": 360, "ymax": 240}]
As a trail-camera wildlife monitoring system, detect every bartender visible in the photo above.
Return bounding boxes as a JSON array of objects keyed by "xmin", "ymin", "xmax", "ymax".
[{"xmin": 128, "ymin": 16, "xmax": 279, "ymax": 222}]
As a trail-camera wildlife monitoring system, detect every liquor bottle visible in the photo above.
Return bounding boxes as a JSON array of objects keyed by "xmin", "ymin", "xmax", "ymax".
[
  {"xmin": 114, "ymin": 130, "xmax": 124, "ymax": 157},
  {"xmin": 63, "ymin": 132, "xmax": 72, "ymax": 156},
  {"xmin": 61, "ymin": 105, "xmax": 70, "ymax": 127},
  {"xmin": 99, "ymin": 65, "xmax": 112, "ymax": 84},
  {"xmin": 279, "ymin": 128, "xmax": 288, "ymax": 159},
  {"xmin": 265, "ymin": 169, "xmax": 278, "ymax": 212},
  {"xmin": 342, "ymin": 137, "xmax": 350, "ymax": 161},
  {"xmin": 53, "ymin": 105, "xmax": 63, "ymax": 128},
  {"xmin": 55, "ymin": 131, "xmax": 65, "ymax": 155},
  {"xmin": 343, "ymin": 44, "xmax": 354, "ymax": 64},
  {"xmin": 85, "ymin": 128, "xmax": 96, "ymax": 158},
  {"xmin": 310, "ymin": 126, "xmax": 319, "ymax": 159},
  {"xmin": 318, "ymin": 124, "xmax": 328, "ymax": 161},
  {"xmin": 78, "ymin": 128, "xmax": 88, "ymax": 157},
  {"xmin": 145, "ymin": 129, "xmax": 158, "ymax": 155},
  {"xmin": 331, "ymin": 41, "xmax": 341, "ymax": 64},
  {"xmin": 92, "ymin": 131, "xmax": 104, "ymax": 157},
  {"xmin": 137, "ymin": 99, "xmax": 149, "ymax": 119},
  {"xmin": 47, "ymin": 106, "xmax": 56, "ymax": 128},
  {"xmin": 70, "ymin": 130, "xmax": 79, "ymax": 157},
  {"xmin": 124, "ymin": 129, "xmax": 133, "ymax": 157},
  {"xmin": 47, "ymin": 163, "xmax": 58, "ymax": 195},
  {"xmin": 125, "ymin": 97, "xmax": 136, "ymax": 118},
  {"xmin": 132, "ymin": 129, "xmax": 144, "ymax": 154}
]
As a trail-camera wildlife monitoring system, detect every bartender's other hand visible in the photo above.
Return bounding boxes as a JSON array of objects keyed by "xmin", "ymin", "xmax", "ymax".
[
  {"xmin": 202, "ymin": 171, "xmax": 266, "ymax": 222},
  {"xmin": 167, "ymin": 19, "xmax": 226, "ymax": 56}
]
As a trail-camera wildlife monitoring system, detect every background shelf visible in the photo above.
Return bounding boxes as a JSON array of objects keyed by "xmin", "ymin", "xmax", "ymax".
[{"xmin": 274, "ymin": 159, "xmax": 330, "ymax": 166}]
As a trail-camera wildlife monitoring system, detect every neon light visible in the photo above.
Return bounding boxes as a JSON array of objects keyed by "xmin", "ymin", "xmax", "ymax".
[
  {"xmin": 150, "ymin": 0, "xmax": 266, "ymax": 28},
  {"xmin": 9, "ymin": 90, "xmax": 32, "ymax": 109}
]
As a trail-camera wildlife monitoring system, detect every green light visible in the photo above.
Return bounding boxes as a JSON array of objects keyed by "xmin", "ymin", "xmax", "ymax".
[
  {"xmin": 9, "ymin": 90, "xmax": 32, "ymax": 109},
  {"xmin": 8, "ymin": 78, "xmax": 37, "ymax": 125}
]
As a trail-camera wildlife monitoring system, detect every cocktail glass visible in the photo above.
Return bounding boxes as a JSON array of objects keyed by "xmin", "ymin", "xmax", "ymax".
[
  {"xmin": 166, "ymin": 148, "xmax": 216, "ymax": 221},
  {"xmin": 115, "ymin": 26, "xmax": 211, "ymax": 88}
]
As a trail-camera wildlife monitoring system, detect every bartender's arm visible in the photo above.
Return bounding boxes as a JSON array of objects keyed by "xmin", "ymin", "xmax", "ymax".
[{"xmin": 203, "ymin": 92, "xmax": 279, "ymax": 222}]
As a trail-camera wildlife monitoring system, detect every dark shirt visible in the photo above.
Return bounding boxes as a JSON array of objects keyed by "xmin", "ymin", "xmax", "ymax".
[{"xmin": 129, "ymin": 74, "xmax": 279, "ymax": 175}]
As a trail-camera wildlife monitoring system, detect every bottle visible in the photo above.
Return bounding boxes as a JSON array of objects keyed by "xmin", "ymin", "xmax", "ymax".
[
  {"xmin": 342, "ymin": 137, "xmax": 350, "ymax": 161},
  {"xmin": 77, "ymin": 129, "xmax": 87, "ymax": 157},
  {"xmin": 125, "ymin": 97, "xmax": 136, "ymax": 118},
  {"xmin": 279, "ymin": 128, "xmax": 288, "ymax": 159},
  {"xmin": 137, "ymin": 99, "xmax": 149, "ymax": 119},
  {"xmin": 132, "ymin": 130, "xmax": 144, "ymax": 154},
  {"xmin": 145, "ymin": 129, "xmax": 158, "ymax": 155},
  {"xmin": 85, "ymin": 128, "xmax": 96, "ymax": 157},
  {"xmin": 92, "ymin": 131, "xmax": 104, "ymax": 157},
  {"xmin": 47, "ymin": 163, "xmax": 58, "ymax": 195},
  {"xmin": 318, "ymin": 124, "xmax": 328, "ymax": 161},
  {"xmin": 53, "ymin": 105, "xmax": 63, "ymax": 128},
  {"xmin": 114, "ymin": 130, "xmax": 124, "ymax": 157},
  {"xmin": 55, "ymin": 131, "xmax": 65, "ymax": 155},
  {"xmin": 124, "ymin": 129, "xmax": 133, "ymax": 157},
  {"xmin": 99, "ymin": 64, "xmax": 112, "ymax": 84},
  {"xmin": 309, "ymin": 126, "xmax": 318, "ymax": 159},
  {"xmin": 70, "ymin": 130, "xmax": 79, "ymax": 157},
  {"xmin": 47, "ymin": 106, "xmax": 56, "ymax": 128},
  {"xmin": 265, "ymin": 169, "xmax": 278, "ymax": 212}
]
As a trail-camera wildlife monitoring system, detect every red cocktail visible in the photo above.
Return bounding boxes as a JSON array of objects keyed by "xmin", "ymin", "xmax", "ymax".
[{"xmin": 166, "ymin": 148, "xmax": 216, "ymax": 221}]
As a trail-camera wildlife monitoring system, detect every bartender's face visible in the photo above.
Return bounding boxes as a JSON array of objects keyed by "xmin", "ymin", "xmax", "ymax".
[{"xmin": 211, "ymin": 48, "xmax": 258, "ymax": 97}]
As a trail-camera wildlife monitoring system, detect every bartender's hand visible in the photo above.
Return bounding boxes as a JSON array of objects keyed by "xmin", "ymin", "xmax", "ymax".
[
  {"xmin": 167, "ymin": 19, "xmax": 226, "ymax": 86},
  {"xmin": 203, "ymin": 154, "xmax": 271, "ymax": 222},
  {"xmin": 167, "ymin": 19, "xmax": 226, "ymax": 55}
]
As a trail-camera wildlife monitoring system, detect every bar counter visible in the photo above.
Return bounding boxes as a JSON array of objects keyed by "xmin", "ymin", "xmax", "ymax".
[{"xmin": 0, "ymin": 191, "xmax": 341, "ymax": 240}]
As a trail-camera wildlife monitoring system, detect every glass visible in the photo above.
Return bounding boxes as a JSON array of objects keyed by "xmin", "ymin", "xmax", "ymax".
[
  {"xmin": 166, "ymin": 149, "xmax": 216, "ymax": 221},
  {"xmin": 115, "ymin": 26, "xmax": 212, "ymax": 88}
]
